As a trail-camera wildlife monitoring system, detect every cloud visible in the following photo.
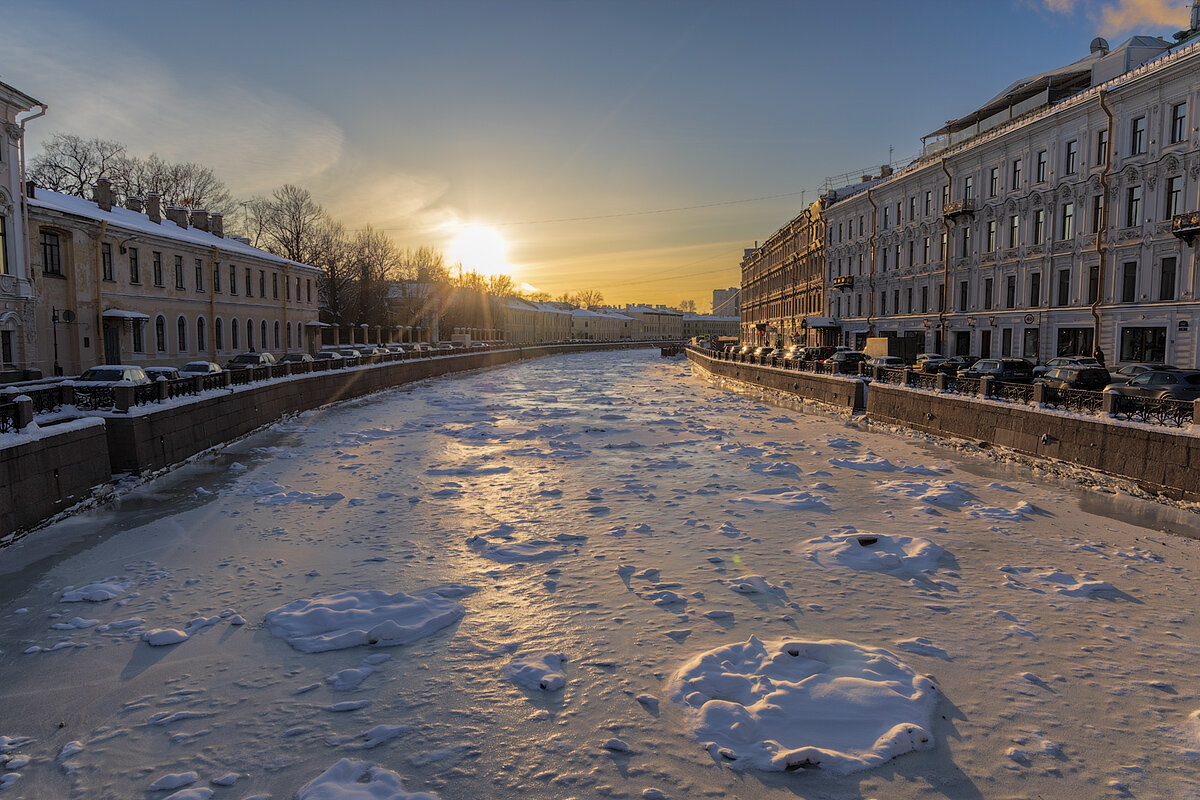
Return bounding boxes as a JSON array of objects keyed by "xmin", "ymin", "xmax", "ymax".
[
  {"xmin": 3, "ymin": 5, "xmax": 343, "ymax": 195},
  {"xmin": 1035, "ymin": 0, "xmax": 1188, "ymax": 32}
]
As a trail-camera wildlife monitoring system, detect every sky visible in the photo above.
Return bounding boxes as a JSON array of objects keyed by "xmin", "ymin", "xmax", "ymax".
[{"xmin": 2, "ymin": 0, "xmax": 1194, "ymax": 309}]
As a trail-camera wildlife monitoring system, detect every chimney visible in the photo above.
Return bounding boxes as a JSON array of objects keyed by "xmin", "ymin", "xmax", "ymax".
[
  {"xmin": 25, "ymin": 181, "xmax": 34, "ymax": 199},
  {"xmin": 190, "ymin": 209, "xmax": 210, "ymax": 232},
  {"xmin": 124, "ymin": 196, "xmax": 143, "ymax": 213},
  {"xmin": 166, "ymin": 206, "xmax": 189, "ymax": 228},
  {"xmin": 209, "ymin": 212, "xmax": 224, "ymax": 238},
  {"xmin": 880, "ymin": 165, "xmax": 894, "ymax": 177},
  {"xmin": 146, "ymin": 193, "xmax": 161, "ymax": 224},
  {"xmin": 93, "ymin": 178, "xmax": 113, "ymax": 212}
]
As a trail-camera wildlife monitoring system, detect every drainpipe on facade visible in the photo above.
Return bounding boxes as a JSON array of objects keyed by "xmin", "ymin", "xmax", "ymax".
[
  {"xmin": 939, "ymin": 156, "xmax": 953, "ymax": 354},
  {"xmin": 1093, "ymin": 89, "xmax": 1114, "ymax": 363},
  {"xmin": 94, "ymin": 220, "xmax": 108, "ymax": 367},
  {"xmin": 17, "ymin": 104, "xmax": 48, "ymax": 247},
  {"xmin": 866, "ymin": 188, "xmax": 877, "ymax": 341},
  {"xmin": 210, "ymin": 246, "xmax": 220, "ymax": 357}
]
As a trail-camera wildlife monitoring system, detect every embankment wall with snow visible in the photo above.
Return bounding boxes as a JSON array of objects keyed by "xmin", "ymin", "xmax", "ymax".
[
  {"xmin": 686, "ymin": 346, "xmax": 1200, "ymax": 502},
  {"xmin": 0, "ymin": 418, "xmax": 109, "ymax": 536}
]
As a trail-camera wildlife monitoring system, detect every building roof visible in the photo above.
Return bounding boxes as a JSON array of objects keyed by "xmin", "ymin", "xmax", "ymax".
[
  {"xmin": 29, "ymin": 188, "xmax": 319, "ymax": 274},
  {"xmin": 0, "ymin": 79, "xmax": 42, "ymax": 112},
  {"xmin": 506, "ymin": 298, "xmax": 572, "ymax": 315}
]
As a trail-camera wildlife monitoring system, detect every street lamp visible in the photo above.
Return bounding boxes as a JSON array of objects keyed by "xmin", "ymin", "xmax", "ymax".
[{"xmin": 51, "ymin": 307, "xmax": 75, "ymax": 376}]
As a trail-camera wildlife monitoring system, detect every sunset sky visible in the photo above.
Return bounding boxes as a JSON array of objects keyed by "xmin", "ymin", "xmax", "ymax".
[{"xmin": 4, "ymin": 0, "xmax": 1193, "ymax": 309}]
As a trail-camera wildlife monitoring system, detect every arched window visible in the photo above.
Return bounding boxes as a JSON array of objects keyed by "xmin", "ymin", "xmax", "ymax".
[
  {"xmin": 261, "ymin": 320, "xmax": 268, "ymax": 350},
  {"xmin": 246, "ymin": 319, "xmax": 254, "ymax": 350},
  {"xmin": 286, "ymin": 322, "xmax": 292, "ymax": 349},
  {"xmin": 215, "ymin": 318, "xmax": 224, "ymax": 351},
  {"xmin": 197, "ymin": 317, "xmax": 207, "ymax": 352},
  {"xmin": 231, "ymin": 318, "xmax": 240, "ymax": 350},
  {"xmin": 274, "ymin": 320, "xmax": 280, "ymax": 349},
  {"xmin": 177, "ymin": 316, "xmax": 188, "ymax": 352},
  {"xmin": 297, "ymin": 322, "xmax": 304, "ymax": 349},
  {"xmin": 155, "ymin": 315, "xmax": 166, "ymax": 352}
]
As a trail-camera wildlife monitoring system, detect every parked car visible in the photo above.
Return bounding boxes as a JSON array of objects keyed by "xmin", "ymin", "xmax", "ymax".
[
  {"xmin": 1113, "ymin": 362, "xmax": 1176, "ymax": 379},
  {"xmin": 225, "ymin": 352, "xmax": 277, "ymax": 370},
  {"xmin": 179, "ymin": 361, "xmax": 222, "ymax": 376},
  {"xmin": 822, "ymin": 350, "xmax": 868, "ymax": 372},
  {"xmin": 957, "ymin": 358, "xmax": 1035, "ymax": 382},
  {"xmin": 73, "ymin": 365, "xmax": 151, "ymax": 386},
  {"xmin": 1033, "ymin": 355, "xmax": 1101, "ymax": 377},
  {"xmin": 337, "ymin": 348, "xmax": 364, "ymax": 359},
  {"xmin": 1037, "ymin": 364, "xmax": 1112, "ymax": 390},
  {"xmin": 143, "ymin": 366, "xmax": 180, "ymax": 381},
  {"xmin": 279, "ymin": 353, "xmax": 315, "ymax": 364},
  {"xmin": 800, "ymin": 346, "xmax": 838, "ymax": 362},
  {"xmin": 753, "ymin": 346, "xmax": 775, "ymax": 358},
  {"xmin": 1104, "ymin": 369, "xmax": 1200, "ymax": 400},
  {"xmin": 865, "ymin": 355, "xmax": 906, "ymax": 369},
  {"xmin": 937, "ymin": 355, "xmax": 979, "ymax": 375},
  {"xmin": 314, "ymin": 350, "xmax": 345, "ymax": 363},
  {"xmin": 358, "ymin": 345, "xmax": 388, "ymax": 356},
  {"xmin": 913, "ymin": 353, "xmax": 948, "ymax": 373}
]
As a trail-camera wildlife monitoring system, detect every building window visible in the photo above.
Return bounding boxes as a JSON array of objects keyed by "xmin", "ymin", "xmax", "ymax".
[
  {"xmin": 245, "ymin": 268, "xmax": 253, "ymax": 297},
  {"xmin": 230, "ymin": 265, "xmax": 237, "ymax": 295},
  {"xmin": 1121, "ymin": 261, "xmax": 1137, "ymax": 303},
  {"xmin": 1033, "ymin": 208, "xmax": 1045, "ymax": 244},
  {"xmin": 274, "ymin": 320, "xmax": 281, "ymax": 349},
  {"xmin": 129, "ymin": 248, "xmax": 140, "ymax": 284},
  {"xmin": 960, "ymin": 226, "xmax": 971, "ymax": 257},
  {"xmin": 214, "ymin": 263, "xmax": 222, "ymax": 293},
  {"xmin": 1006, "ymin": 275, "xmax": 1016, "ymax": 309},
  {"xmin": 1060, "ymin": 202, "xmax": 1074, "ymax": 239},
  {"xmin": 941, "ymin": 184, "xmax": 949, "ymax": 209},
  {"xmin": 306, "ymin": 280, "xmax": 312, "ymax": 303},
  {"xmin": 155, "ymin": 315, "xmax": 166, "ymax": 352},
  {"xmin": 908, "ymin": 197, "xmax": 916, "ymax": 221},
  {"xmin": 1092, "ymin": 194, "xmax": 1105, "ymax": 233},
  {"xmin": 197, "ymin": 317, "xmax": 207, "ymax": 351},
  {"xmin": 906, "ymin": 287, "xmax": 913, "ymax": 313},
  {"xmin": 939, "ymin": 232, "xmax": 947, "ymax": 262},
  {"xmin": 1008, "ymin": 215, "xmax": 1020, "ymax": 248},
  {"xmin": 0, "ymin": 217, "xmax": 7, "ymax": 276},
  {"xmin": 986, "ymin": 219, "xmax": 997, "ymax": 252},
  {"xmin": 1011, "ymin": 158, "xmax": 1022, "ymax": 190},
  {"xmin": 170, "ymin": 254, "xmax": 182, "ymax": 288},
  {"xmin": 1126, "ymin": 185, "xmax": 1141, "ymax": 228},
  {"xmin": 1036, "ymin": 150, "xmax": 1047, "ymax": 182},
  {"xmin": 922, "ymin": 237, "xmax": 930, "ymax": 264},
  {"xmin": 1166, "ymin": 176, "xmax": 1183, "ymax": 218},
  {"xmin": 882, "ymin": 206, "xmax": 889, "ymax": 228},
  {"xmin": 964, "ymin": 175, "xmax": 974, "ymax": 200},
  {"xmin": 246, "ymin": 318, "xmax": 254, "ymax": 350},
  {"xmin": 195, "ymin": 258, "xmax": 204, "ymax": 292},
  {"xmin": 921, "ymin": 286, "xmax": 929, "ymax": 312},
  {"xmin": 272, "ymin": 272, "xmax": 279, "ymax": 300},
  {"xmin": 231, "ymin": 318, "xmax": 240, "ymax": 350},
  {"xmin": 1088, "ymin": 264, "xmax": 1099, "ymax": 304},
  {"xmin": 1097, "ymin": 129, "xmax": 1109, "ymax": 165},
  {"xmin": 295, "ymin": 277, "xmax": 301, "ymax": 301},
  {"xmin": 215, "ymin": 318, "xmax": 224, "ymax": 351},
  {"xmin": 1029, "ymin": 272, "xmax": 1041, "ymax": 307},
  {"xmin": 1170, "ymin": 102, "xmax": 1187, "ymax": 144},
  {"xmin": 261, "ymin": 320, "xmax": 268, "ymax": 349},
  {"xmin": 907, "ymin": 240, "xmax": 914, "ymax": 267},
  {"xmin": 101, "ymin": 242, "xmax": 114, "ymax": 281},
  {"xmin": 177, "ymin": 316, "xmax": 187, "ymax": 352},
  {"xmin": 937, "ymin": 284, "xmax": 945, "ymax": 312},
  {"xmin": 1130, "ymin": 116, "xmax": 1146, "ymax": 155},
  {"xmin": 287, "ymin": 322, "xmax": 293, "ymax": 349},
  {"xmin": 41, "ymin": 231, "xmax": 63, "ymax": 276},
  {"xmin": 132, "ymin": 320, "xmax": 144, "ymax": 353},
  {"xmin": 1159, "ymin": 256, "xmax": 1177, "ymax": 301},
  {"xmin": 1056, "ymin": 269, "xmax": 1070, "ymax": 307},
  {"xmin": 1120, "ymin": 327, "xmax": 1166, "ymax": 362},
  {"xmin": 923, "ymin": 191, "xmax": 931, "ymax": 215},
  {"xmin": 988, "ymin": 167, "xmax": 998, "ymax": 197},
  {"xmin": 1065, "ymin": 140, "xmax": 1078, "ymax": 174},
  {"xmin": 983, "ymin": 277, "xmax": 993, "ymax": 310},
  {"xmin": 259, "ymin": 270, "xmax": 266, "ymax": 297}
]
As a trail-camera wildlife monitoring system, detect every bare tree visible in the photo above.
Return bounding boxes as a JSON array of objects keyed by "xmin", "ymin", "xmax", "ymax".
[
  {"xmin": 115, "ymin": 154, "xmax": 233, "ymax": 214},
  {"xmin": 29, "ymin": 133, "xmax": 127, "ymax": 197},
  {"xmin": 254, "ymin": 185, "xmax": 327, "ymax": 264},
  {"xmin": 677, "ymin": 299, "xmax": 697, "ymax": 313},
  {"xmin": 310, "ymin": 220, "xmax": 355, "ymax": 327},
  {"xmin": 348, "ymin": 225, "xmax": 400, "ymax": 327},
  {"xmin": 574, "ymin": 288, "xmax": 605, "ymax": 309},
  {"xmin": 397, "ymin": 247, "xmax": 448, "ymax": 283}
]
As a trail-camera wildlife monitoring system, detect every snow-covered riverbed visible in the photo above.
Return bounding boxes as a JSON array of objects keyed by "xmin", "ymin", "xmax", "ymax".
[{"xmin": 3, "ymin": 349, "xmax": 1200, "ymax": 799}]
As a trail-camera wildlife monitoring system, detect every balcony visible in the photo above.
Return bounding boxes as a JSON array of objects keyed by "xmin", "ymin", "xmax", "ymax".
[
  {"xmin": 832, "ymin": 275, "xmax": 855, "ymax": 291},
  {"xmin": 943, "ymin": 198, "xmax": 976, "ymax": 220},
  {"xmin": 1172, "ymin": 211, "xmax": 1200, "ymax": 245}
]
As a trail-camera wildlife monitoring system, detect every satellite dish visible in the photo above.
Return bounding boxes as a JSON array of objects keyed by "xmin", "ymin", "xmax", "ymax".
[{"xmin": 61, "ymin": 309, "xmax": 76, "ymax": 323}]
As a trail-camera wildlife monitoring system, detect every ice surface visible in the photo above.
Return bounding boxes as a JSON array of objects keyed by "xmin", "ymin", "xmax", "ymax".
[
  {"xmin": 505, "ymin": 652, "xmax": 567, "ymax": 691},
  {"xmin": 295, "ymin": 759, "xmax": 439, "ymax": 799},
  {"xmin": 800, "ymin": 530, "xmax": 948, "ymax": 577},
  {"xmin": 265, "ymin": 590, "xmax": 464, "ymax": 653},
  {"xmin": 668, "ymin": 636, "xmax": 937, "ymax": 773},
  {"xmin": 60, "ymin": 581, "xmax": 129, "ymax": 602}
]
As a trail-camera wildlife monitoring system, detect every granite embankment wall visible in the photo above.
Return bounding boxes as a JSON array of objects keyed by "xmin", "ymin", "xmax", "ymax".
[
  {"xmin": 2, "ymin": 341, "xmax": 666, "ymax": 538},
  {"xmin": 687, "ymin": 346, "xmax": 1200, "ymax": 502}
]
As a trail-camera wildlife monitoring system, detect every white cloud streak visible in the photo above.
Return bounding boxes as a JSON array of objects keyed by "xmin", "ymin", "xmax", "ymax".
[{"xmin": 1036, "ymin": 0, "xmax": 1190, "ymax": 33}]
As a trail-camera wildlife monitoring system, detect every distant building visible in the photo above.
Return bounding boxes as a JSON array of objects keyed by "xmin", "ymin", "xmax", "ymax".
[
  {"xmin": 503, "ymin": 297, "xmax": 572, "ymax": 343},
  {"xmin": 712, "ymin": 286, "xmax": 740, "ymax": 316},
  {"xmin": 681, "ymin": 313, "xmax": 739, "ymax": 339},
  {"xmin": 0, "ymin": 79, "xmax": 44, "ymax": 380},
  {"xmin": 571, "ymin": 307, "xmax": 638, "ymax": 340},
  {"xmin": 620, "ymin": 305, "xmax": 683, "ymax": 339},
  {"xmin": 26, "ymin": 182, "xmax": 323, "ymax": 374},
  {"xmin": 739, "ymin": 200, "xmax": 827, "ymax": 347}
]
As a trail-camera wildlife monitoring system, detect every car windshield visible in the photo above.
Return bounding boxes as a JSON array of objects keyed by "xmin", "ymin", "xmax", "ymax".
[
  {"xmin": 231, "ymin": 354, "xmax": 261, "ymax": 364},
  {"xmin": 79, "ymin": 368, "xmax": 126, "ymax": 381}
]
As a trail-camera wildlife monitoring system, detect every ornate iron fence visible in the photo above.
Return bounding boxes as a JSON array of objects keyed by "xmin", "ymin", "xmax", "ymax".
[
  {"xmin": 990, "ymin": 381, "xmax": 1036, "ymax": 404},
  {"xmin": 1111, "ymin": 394, "xmax": 1194, "ymax": 427},
  {"xmin": 72, "ymin": 386, "xmax": 116, "ymax": 411},
  {"xmin": 1043, "ymin": 387, "xmax": 1105, "ymax": 415},
  {"xmin": 877, "ymin": 367, "xmax": 906, "ymax": 385},
  {"xmin": 3, "ymin": 386, "xmax": 62, "ymax": 415},
  {"xmin": 906, "ymin": 371, "xmax": 939, "ymax": 390},
  {"xmin": 0, "ymin": 402, "xmax": 17, "ymax": 433}
]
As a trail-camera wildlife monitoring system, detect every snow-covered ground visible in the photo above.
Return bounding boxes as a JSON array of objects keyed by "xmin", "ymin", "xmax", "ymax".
[{"xmin": 3, "ymin": 349, "xmax": 1200, "ymax": 799}]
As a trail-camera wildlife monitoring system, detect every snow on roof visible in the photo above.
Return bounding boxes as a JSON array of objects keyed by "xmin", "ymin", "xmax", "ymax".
[
  {"xmin": 622, "ymin": 305, "xmax": 682, "ymax": 315},
  {"xmin": 506, "ymin": 298, "xmax": 572, "ymax": 314},
  {"xmin": 29, "ymin": 189, "xmax": 319, "ymax": 274}
]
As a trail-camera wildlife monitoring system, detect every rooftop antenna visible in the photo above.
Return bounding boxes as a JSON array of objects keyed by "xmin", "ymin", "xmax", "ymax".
[{"xmin": 888, "ymin": 145, "xmax": 894, "ymax": 165}]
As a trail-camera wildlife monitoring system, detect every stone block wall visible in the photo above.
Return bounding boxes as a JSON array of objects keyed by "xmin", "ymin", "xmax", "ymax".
[{"xmin": 0, "ymin": 419, "xmax": 110, "ymax": 537}]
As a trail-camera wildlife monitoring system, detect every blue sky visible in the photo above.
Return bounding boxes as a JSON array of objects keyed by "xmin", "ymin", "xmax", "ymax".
[{"xmin": 3, "ymin": 0, "xmax": 1191, "ymax": 307}]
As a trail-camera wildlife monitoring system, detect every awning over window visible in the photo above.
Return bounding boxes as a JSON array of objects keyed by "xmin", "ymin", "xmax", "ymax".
[
  {"xmin": 101, "ymin": 308, "xmax": 150, "ymax": 320},
  {"xmin": 803, "ymin": 317, "xmax": 840, "ymax": 328}
]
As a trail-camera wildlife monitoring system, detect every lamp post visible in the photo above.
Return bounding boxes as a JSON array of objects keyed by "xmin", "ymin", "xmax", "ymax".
[{"xmin": 51, "ymin": 307, "xmax": 74, "ymax": 376}]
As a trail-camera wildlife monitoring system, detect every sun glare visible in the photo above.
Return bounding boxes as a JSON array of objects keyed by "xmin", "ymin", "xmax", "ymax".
[{"xmin": 449, "ymin": 225, "xmax": 510, "ymax": 278}]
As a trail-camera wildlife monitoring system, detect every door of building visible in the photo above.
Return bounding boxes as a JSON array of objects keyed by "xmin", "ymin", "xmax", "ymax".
[
  {"xmin": 980, "ymin": 329, "xmax": 992, "ymax": 358},
  {"xmin": 103, "ymin": 323, "xmax": 121, "ymax": 365}
]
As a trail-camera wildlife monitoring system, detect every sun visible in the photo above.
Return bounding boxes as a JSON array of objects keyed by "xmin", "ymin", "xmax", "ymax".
[{"xmin": 448, "ymin": 225, "xmax": 510, "ymax": 278}]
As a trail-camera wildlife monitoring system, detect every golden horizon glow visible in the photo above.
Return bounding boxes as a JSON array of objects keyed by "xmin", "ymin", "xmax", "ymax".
[{"xmin": 448, "ymin": 224, "xmax": 512, "ymax": 279}]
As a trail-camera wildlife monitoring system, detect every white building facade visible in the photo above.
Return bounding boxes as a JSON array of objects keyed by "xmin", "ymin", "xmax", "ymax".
[{"xmin": 821, "ymin": 31, "xmax": 1200, "ymax": 368}]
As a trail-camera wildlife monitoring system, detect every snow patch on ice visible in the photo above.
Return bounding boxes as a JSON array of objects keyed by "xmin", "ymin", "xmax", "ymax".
[
  {"xmin": 60, "ymin": 581, "xmax": 129, "ymax": 602},
  {"xmin": 730, "ymin": 487, "xmax": 831, "ymax": 512},
  {"xmin": 295, "ymin": 759, "xmax": 439, "ymax": 799},
  {"xmin": 505, "ymin": 652, "xmax": 567, "ymax": 692},
  {"xmin": 800, "ymin": 531, "xmax": 948, "ymax": 578},
  {"xmin": 265, "ymin": 590, "xmax": 464, "ymax": 653}
]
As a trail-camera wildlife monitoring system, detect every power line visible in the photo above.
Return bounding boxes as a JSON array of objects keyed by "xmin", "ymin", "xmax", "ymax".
[{"xmin": 492, "ymin": 189, "xmax": 809, "ymax": 226}]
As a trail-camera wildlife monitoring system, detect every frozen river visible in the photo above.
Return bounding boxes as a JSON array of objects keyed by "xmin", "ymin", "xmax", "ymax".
[{"xmin": 4, "ymin": 349, "xmax": 1200, "ymax": 799}]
